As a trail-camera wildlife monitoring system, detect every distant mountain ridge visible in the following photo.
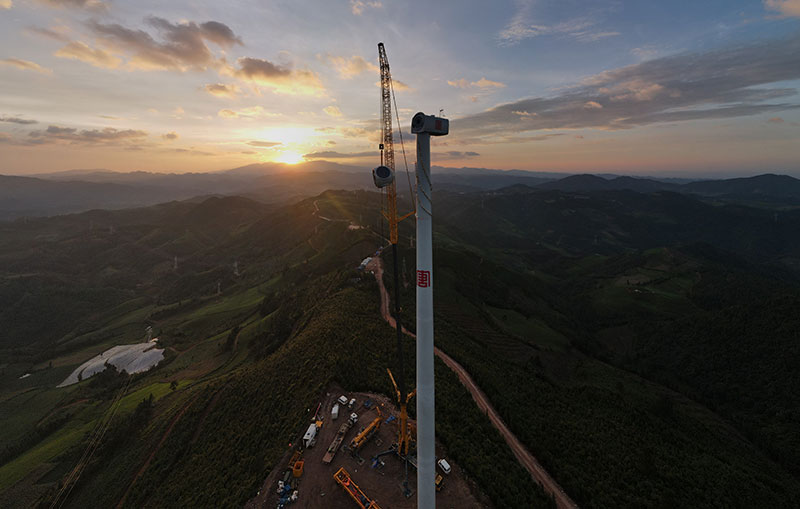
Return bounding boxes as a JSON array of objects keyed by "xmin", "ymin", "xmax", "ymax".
[
  {"xmin": 537, "ymin": 173, "xmax": 800, "ymax": 204},
  {"xmin": 4, "ymin": 163, "xmax": 798, "ymax": 220}
]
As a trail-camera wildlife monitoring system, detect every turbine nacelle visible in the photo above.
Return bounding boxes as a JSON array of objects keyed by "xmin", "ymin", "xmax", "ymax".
[{"xmin": 372, "ymin": 165, "xmax": 395, "ymax": 188}]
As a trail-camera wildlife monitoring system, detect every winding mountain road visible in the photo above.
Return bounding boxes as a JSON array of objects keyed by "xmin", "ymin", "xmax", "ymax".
[{"xmin": 366, "ymin": 256, "xmax": 578, "ymax": 509}]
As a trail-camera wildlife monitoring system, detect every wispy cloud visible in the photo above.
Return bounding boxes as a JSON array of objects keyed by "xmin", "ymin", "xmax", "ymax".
[
  {"xmin": 499, "ymin": 1, "xmax": 619, "ymax": 45},
  {"xmin": 39, "ymin": 0, "xmax": 107, "ymax": 11},
  {"xmin": 436, "ymin": 151, "xmax": 480, "ymax": 159},
  {"xmin": 27, "ymin": 125, "xmax": 148, "ymax": 145},
  {"xmin": 218, "ymin": 106, "xmax": 280, "ymax": 119},
  {"xmin": 233, "ymin": 57, "xmax": 325, "ymax": 95},
  {"xmin": 86, "ymin": 17, "xmax": 242, "ymax": 71},
  {"xmin": 203, "ymin": 83, "xmax": 239, "ymax": 98},
  {"xmin": 764, "ymin": 0, "xmax": 800, "ymax": 17},
  {"xmin": 456, "ymin": 33, "xmax": 800, "ymax": 139},
  {"xmin": 0, "ymin": 58, "xmax": 52, "ymax": 74},
  {"xmin": 319, "ymin": 53, "xmax": 377, "ymax": 79},
  {"xmin": 304, "ymin": 150, "xmax": 373, "ymax": 159},
  {"xmin": 26, "ymin": 26, "xmax": 71, "ymax": 42},
  {"xmin": 55, "ymin": 41, "xmax": 121, "ymax": 68},
  {"xmin": 323, "ymin": 105, "xmax": 343, "ymax": 117},
  {"xmin": 1, "ymin": 0, "xmax": 12, "ymax": 9},
  {"xmin": 350, "ymin": 0, "xmax": 381, "ymax": 16},
  {"xmin": 1, "ymin": 116, "xmax": 37, "ymax": 124},
  {"xmin": 448, "ymin": 77, "xmax": 506, "ymax": 90},
  {"xmin": 247, "ymin": 140, "xmax": 281, "ymax": 147},
  {"xmin": 162, "ymin": 131, "xmax": 179, "ymax": 140}
]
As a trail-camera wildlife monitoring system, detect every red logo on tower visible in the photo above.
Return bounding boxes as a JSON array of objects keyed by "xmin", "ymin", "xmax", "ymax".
[{"xmin": 417, "ymin": 270, "xmax": 430, "ymax": 288}]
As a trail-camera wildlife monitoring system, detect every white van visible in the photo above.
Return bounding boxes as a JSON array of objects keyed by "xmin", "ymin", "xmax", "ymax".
[{"xmin": 437, "ymin": 458, "xmax": 451, "ymax": 474}]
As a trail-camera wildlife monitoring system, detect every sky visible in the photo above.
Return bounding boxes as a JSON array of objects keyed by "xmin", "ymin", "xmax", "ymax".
[{"xmin": 0, "ymin": 0, "xmax": 799, "ymax": 177}]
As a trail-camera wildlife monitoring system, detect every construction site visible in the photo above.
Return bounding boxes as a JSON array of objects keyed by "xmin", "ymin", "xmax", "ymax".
[{"xmin": 247, "ymin": 384, "xmax": 486, "ymax": 509}]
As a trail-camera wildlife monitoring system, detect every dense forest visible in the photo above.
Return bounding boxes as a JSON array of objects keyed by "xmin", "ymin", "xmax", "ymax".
[{"xmin": 1, "ymin": 184, "xmax": 799, "ymax": 507}]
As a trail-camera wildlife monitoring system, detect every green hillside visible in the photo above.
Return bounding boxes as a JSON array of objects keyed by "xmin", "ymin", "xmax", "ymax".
[{"xmin": 1, "ymin": 187, "xmax": 799, "ymax": 508}]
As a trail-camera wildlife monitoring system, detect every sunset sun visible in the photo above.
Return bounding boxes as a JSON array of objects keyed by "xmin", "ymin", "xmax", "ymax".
[{"xmin": 274, "ymin": 151, "xmax": 304, "ymax": 165}]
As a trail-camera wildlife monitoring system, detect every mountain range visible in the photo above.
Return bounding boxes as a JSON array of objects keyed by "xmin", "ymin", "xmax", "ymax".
[{"xmin": 3, "ymin": 162, "xmax": 800, "ymax": 220}]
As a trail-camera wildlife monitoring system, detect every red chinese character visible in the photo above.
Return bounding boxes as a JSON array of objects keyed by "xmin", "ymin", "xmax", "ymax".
[{"xmin": 417, "ymin": 270, "xmax": 430, "ymax": 288}]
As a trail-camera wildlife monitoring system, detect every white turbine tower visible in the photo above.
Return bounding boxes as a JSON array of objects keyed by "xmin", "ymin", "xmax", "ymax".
[{"xmin": 411, "ymin": 111, "xmax": 448, "ymax": 509}]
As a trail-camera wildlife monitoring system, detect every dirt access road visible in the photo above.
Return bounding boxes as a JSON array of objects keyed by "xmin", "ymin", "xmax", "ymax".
[{"xmin": 366, "ymin": 256, "xmax": 578, "ymax": 509}]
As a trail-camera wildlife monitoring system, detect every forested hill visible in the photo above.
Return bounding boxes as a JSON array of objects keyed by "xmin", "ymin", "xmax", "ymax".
[{"xmin": 1, "ymin": 187, "xmax": 799, "ymax": 507}]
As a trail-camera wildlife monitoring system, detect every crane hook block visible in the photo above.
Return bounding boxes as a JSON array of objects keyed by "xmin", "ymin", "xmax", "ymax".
[{"xmin": 373, "ymin": 165, "xmax": 395, "ymax": 188}]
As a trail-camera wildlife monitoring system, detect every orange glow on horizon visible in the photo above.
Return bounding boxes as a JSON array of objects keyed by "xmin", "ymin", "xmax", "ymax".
[{"xmin": 273, "ymin": 151, "xmax": 304, "ymax": 164}]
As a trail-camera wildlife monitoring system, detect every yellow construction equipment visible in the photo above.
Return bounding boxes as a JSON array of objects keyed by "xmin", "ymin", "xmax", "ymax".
[
  {"xmin": 349, "ymin": 406, "xmax": 382, "ymax": 453},
  {"xmin": 387, "ymin": 368, "xmax": 415, "ymax": 456},
  {"xmin": 292, "ymin": 459, "xmax": 304, "ymax": 478},
  {"xmin": 334, "ymin": 467, "xmax": 381, "ymax": 509}
]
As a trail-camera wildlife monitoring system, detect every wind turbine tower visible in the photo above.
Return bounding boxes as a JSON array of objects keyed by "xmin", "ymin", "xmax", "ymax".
[{"xmin": 412, "ymin": 111, "xmax": 449, "ymax": 509}]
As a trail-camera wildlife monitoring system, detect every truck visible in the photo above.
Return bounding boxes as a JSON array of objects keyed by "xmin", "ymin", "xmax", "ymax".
[
  {"xmin": 348, "ymin": 398, "xmax": 356, "ymax": 409},
  {"xmin": 302, "ymin": 423, "xmax": 317, "ymax": 448},
  {"xmin": 338, "ymin": 395, "xmax": 349, "ymax": 406},
  {"xmin": 332, "ymin": 403, "xmax": 340, "ymax": 420}
]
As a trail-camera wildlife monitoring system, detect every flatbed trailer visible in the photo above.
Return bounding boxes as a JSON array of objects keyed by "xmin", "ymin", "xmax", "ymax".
[{"xmin": 322, "ymin": 420, "xmax": 354, "ymax": 464}]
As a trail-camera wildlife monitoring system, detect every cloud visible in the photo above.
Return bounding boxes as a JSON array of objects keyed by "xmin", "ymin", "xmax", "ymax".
[
  {"xmin": 631, "ymin": 46, "xmax": 660, "ymax": 61},
  {"xmin": 233, "ymin": 57, "xmax": 324, "ymax": 95},
  {"xmin": 320, "ymin": 54, "xmax": 377, "ymax": 79},
  {"xmin": 218, "ymin": 106, "xmax": 280, "ymax": 119},
  {"xmin": 499, "ymin": 3, "xmax": 620, "ymax": 46},
  {"xmin": 350, "ymin": 0, "xmax": 381, "ymax": 15},
  {"xmin": 168, "ymin": 147, "xmax": 215, "ymax": 156},
  {"xmin": 437, "ymin": 151, "xmax": 480, "ymax": 159},
  {"xmin": 315, "ymin": 125, "xmax": 381, "ymax": 143},
  {"xmin": 39, "ymin": 0, "xmax": 107, "ymax": 10},
  {"xmin": 304, "ymin": 150, "xmax": 374, "ymax": 159},
  {"xmin": 203, "ymin": 83, "xmax": 239, "ymax": 98},
  {"xmin": 448, "ymin": 77, "xmax": 506, "ymax": 90},
  {"xmin": 55, "ymin": 41, "xmax": 122, "ymax": 68},
  {"xmin": 1, "ymin": 116, "xmax": 37, "ymax": 124},
  {"xmin": 768, "ymin": 116, "xmax": 785, "ymax": 123},
  {"xmin": 1, "ymin": 1, "xmax": 12, "ymax": 9},
  {"xmin": 162, "ymin": 131, "xmax": 179, "ymax": 140},
  {"xmin": 28, "ymin": 125, "xmax": 148, "ymax": 145},
  {"xmin": 324, "ymin": 105, "xmax": 343, "ymax": 117},
  {"xmin": 247, "ymin": 140, "xmax": 281, "ymax": 147},
  {"xmin": 373, "ymin": 79, "xmax": 412, "ymax": 91},
  {"xmin": 27, "ymin": 26, "xmax": 71, "ymax": 42},
  {"xmin": 87, "ymin": 17, "xmax": 242, "ymax": 71},
  {"xmin": 0, "ymin": 58, "xmax": 52, "ymax": 74},
  {"xmin": 583, "ymin": 101, "xmax": 603, "ymax": 109},
  {"xmin": 455, "ymin": 33, "xmax": 800, "ymax": 139},
  {"xmin": 764, "ymin": 0, "xmax": 800, "ymax": 17}
]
